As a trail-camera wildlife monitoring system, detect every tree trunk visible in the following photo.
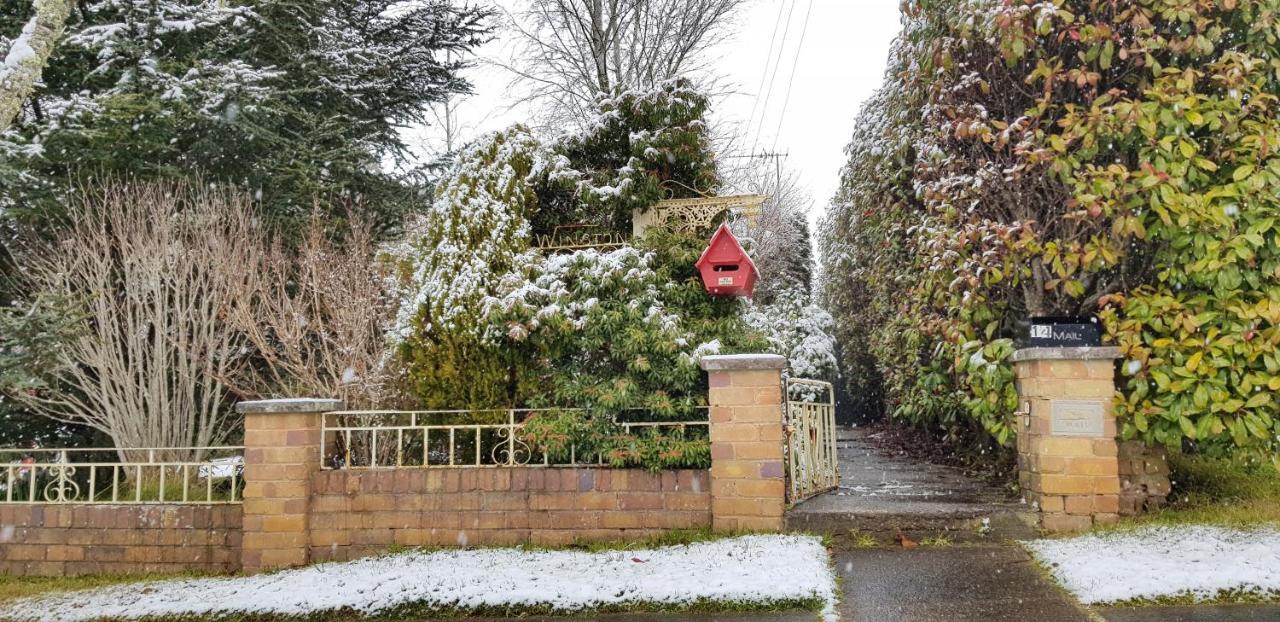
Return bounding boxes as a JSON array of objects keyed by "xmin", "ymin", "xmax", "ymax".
[{"xmin": 0, "ymin": 0, "xmax": 73, "ymax": 132}]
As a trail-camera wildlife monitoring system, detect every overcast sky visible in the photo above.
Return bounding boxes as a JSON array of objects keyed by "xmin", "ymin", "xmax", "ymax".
[{"xmin": 409, "ymin": 0, "xmax": 904, "ymax": 224}]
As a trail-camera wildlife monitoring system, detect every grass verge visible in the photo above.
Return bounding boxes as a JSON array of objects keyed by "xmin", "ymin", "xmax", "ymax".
[
  {"xmin": 2, "ymin": 596, "xmax": 824, "ymax": 622},
  {"xmin": 0, "ymin": 573, "xmax": 212, "ymax": 604},
  {"xmin": 1101, "ymin": 588, "xmax": 1280, "ymax": 608}
]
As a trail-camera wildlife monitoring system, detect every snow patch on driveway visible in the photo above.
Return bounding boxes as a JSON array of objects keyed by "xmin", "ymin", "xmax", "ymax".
[
  {"xmin": 1024, "ymin": 525, "xmax": 1280, "ymax": 604},
  {"xmin": 2, "ymin": 535, "xmax": 836, "ymax": 622}
]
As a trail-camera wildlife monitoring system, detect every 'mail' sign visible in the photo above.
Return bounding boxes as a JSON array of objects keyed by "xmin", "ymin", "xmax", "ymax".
[{"xmin": 1024, "ymin": 317, "xmax": 1101, "ymax": 348}]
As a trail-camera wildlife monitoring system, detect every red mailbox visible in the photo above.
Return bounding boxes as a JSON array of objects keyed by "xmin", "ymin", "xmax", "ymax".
[{"xmin": 695, "ymin": 224, "xmax": 758, "ymax": 297}]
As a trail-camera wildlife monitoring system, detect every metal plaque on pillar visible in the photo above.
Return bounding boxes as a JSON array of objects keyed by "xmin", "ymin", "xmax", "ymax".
[{"xmin": 1050, "ymin": 400, "xmax": 1105, "ymax": 436}]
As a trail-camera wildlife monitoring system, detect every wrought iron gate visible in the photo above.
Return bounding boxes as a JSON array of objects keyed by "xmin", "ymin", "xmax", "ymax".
[{"xmin": 784, "ymin": 378, "xmax": 839, "ymax": 503}]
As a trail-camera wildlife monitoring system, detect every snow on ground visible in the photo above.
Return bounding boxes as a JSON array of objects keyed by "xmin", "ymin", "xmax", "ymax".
[
  {"xmin": 1024, "ymin": 525, "xmax": 1280, "ymax": 604},
  {"xmin": 2, "ymin": 535, "xmax": 836, "ymax": 622}
]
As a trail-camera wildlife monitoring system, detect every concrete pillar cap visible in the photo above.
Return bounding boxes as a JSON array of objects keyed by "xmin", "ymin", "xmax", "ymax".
[
  {"xmin": 699, "ymin": 353, "xmax": 787, "ymax": 371},
  {"xmin": 1012, "ymin": 346, "xmax": 1121, "ymax": 362},
  {"xmin": 235, "ymin": 398, "xmax": 344, "ymax": 414}
]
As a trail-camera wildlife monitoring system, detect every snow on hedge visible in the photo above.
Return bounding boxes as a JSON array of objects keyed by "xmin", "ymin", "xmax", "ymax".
[
  {"xmin": 1024, "ymin": 525, "xmax": 1280, "ymax": 604},
  {"xmin": 1, "ymin": 535, "xmax": 836, "ymax": 622}
]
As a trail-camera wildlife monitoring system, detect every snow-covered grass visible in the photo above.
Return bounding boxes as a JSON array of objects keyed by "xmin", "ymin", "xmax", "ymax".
[
  {"xmin": 0, "ymin": 535, "xmax": 837, "ymax": 622},
  {"xmin": 1024, "ymin": 525, "xmax": 1280, "ymax": 605}
]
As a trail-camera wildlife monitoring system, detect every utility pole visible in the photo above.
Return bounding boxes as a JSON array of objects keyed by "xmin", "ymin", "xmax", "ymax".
[{"xmin": 722, "ymin": 151, "xmax": 789, "ymax": 219}]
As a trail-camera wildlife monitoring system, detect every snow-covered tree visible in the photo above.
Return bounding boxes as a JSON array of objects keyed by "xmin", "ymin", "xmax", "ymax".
[
  {"xmin": 551, "ymin": 78, "xmax": 719, "ymax": 235},
  {"xmin": 0, "ymin": 0, "xmax": 493, "ymax": 226},
  {"xmin": 0, "ymin": 0, "xmax": 72, "ymax": 132},
  {"xmin": 389, "ymin": 126, "xmax": 558, "ymax": 408}
]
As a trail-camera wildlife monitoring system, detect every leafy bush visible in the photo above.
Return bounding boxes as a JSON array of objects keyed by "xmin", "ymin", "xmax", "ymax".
[
  {"xmin": 822, "ymin": 0, "xmax": 1280, "ymax": 461},
  {"xmin": 390, "ymin": 82, "xmax": 769, "ymax": 468}
]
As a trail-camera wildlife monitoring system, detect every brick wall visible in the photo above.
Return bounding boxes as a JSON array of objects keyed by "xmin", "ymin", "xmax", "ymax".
[
  {"xmin": 1118, "ymin": 440, "xmax": 1170, "ymax": 515},
  {"xmin": 308, "ymin": 468, "xmax": 710, "ymax": 562},
  {"xmin": 0, "ymin": 505, "xmax": 241, "ymax": 577}
]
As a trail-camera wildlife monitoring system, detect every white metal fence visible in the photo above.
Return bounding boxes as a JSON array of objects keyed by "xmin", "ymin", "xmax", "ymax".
[
  {"xmin": 321, "ymin": 409, "xmax": 709, "ymax": 469},
  {"xmin": 0, "ymin": 447, "xmax": 244, "ymax": 504}
]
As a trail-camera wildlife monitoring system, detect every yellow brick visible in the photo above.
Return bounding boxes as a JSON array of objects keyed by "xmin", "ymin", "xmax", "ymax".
[
  {"xmin": 261, "ymin": 514, "xmax": 307, "ymax": 533},
  {"xmin": 726, "ymin": 515, "xmax": 783, "ymax": 532},
  {"xmin": 731, "ymin": 479, "xmax": 785, "ymax": 499},
  {"xmin": 710, "ymin": 425, "xmax": 758, "ymax": 443},
  {"xmin": 242, "ymin": 530, "xmax": 307, "ymax": 549},
  {"xmin": 1092, "ymin": 477, "xmax": 1121, "ymax": 494},
  {"xmin": 1036, "ymin": 456, "xmax": 1066, "ymax": 474},
  {"xmin": 712, "ymin": 497, "xmax": 763, "ymax": 517},
  {"xmin": 709, "ymin": 387, "xmax": 758, "ymax": 407},
  {"xmin": 263, "ymin": 481, "xmax": 309, "ymax": 499},
  {"xmin": 755, "ymin": 423, "xmax": 785, "ymax": 442},
  {"xmin": 1062, "ymin": 379, "xmax": 1118, "ymax": 398},
  {"xmin": 731, "ymin": 406, "xmax": 783, "ymax": 424},
  {"xmin": 244, "ymin": 428, "xmax": 289, "ymax": 447},
  {"xmin": 1085, "ymin": 362, "xmax": 1116, "ymax": 379},
  {"xmin": 257, "ymin": 548, "xmax": 307, "ymax": 568},
  {"xmin": 1039, "ymin": 495, "xmax": 1064, "ymax": 513},
  {"xmin": 1045, "ymin": 360, "xmax": 1088, "ymax": 379},
  {"xmin": 729, "ymin": 370, "xmax": 782, "ymax": 388},
  {"xmin": 1039, "ymin": 475, "xmax": 1095, "ymax": 495},
  {"xmin": 710, "ymin": 460, "xmax": 755, "ymax": 480},
  {"xmin": 1041, "ymin": 513, "xmax": 1091, "ymax": 532},
  {"xmin": 1036, "ymin": 437, "xmax": 1095, "ymax": 457},
  {"xmin": 732, "ymin": 442, "xmax": 783, "ymax": 461},
  {"xmin": 754, "ymin": 386, "xmax": 782, "ymax": 405},
  {"xmin": 1064, "ymin": 495, "xmax": 1094, "ymax": 515},
  {"xmin": 1066, "ymin": 456, "xmax": 1118, "ymax": 477},
  {"xmin": 1092, "ymin": 512, "xmax": 1120, "ymax": 526}
]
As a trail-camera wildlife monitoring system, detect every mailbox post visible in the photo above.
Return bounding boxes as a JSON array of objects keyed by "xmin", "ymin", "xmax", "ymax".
[
  {"xmin": 1013, "ymin": 317, "xmax": 1121, "ymax": 532},
  {"xmin": 695, "ymin": 224, "xmax": 758, "ymax": 297}
]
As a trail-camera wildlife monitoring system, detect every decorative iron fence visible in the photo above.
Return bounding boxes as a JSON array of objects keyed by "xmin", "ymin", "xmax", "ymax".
[
  {"xmin": 784, "ymin": 379, "xmax": 839, "ymax": 503},
  {"xmin": 0, "ymin": 447, "xmax": 244, "ymax": 504},
  {"xmin": 321, "ymin": 409, "xmax": 709, "ymax": 469}
]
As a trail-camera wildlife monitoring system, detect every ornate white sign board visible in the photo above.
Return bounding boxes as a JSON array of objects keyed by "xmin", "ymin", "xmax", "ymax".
[
  {"xmin": 1050, "ymin": 400, "xmax": 1106, "ymax": 437},
  {"xmin": 632, "ymin": 194, "xmax": 767, "ymax": 236}
]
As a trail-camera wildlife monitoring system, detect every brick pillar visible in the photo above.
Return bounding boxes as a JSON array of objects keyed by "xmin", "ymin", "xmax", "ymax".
[
  {"xmin": 1013, "ymin": 347, "xmax": 1121, "ymax": 532},
  {"xmin": 236, "ymin": 398, "xmax": 342, "ymax": 573},
  {"xmin": 701, "ymin": 354, "xmax": 787, "ymax": 532}
]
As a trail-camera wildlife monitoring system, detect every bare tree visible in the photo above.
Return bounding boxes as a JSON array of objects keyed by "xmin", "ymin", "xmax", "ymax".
[
  {"xmin": 0, "ymin": 0, "xmax": 73, "ymax": 132},
  {"xmin": 6, "ymin": 181, "xmax": 258, "ymax": 460},
  {"xmin": 225, "ymin": 210, "xmax": 397, "ymax": 410},
  {"xmin": 715, "ymin": 123, "xmax": 814, "ymax": 299},
  {"xmin": 503, "ymin": 0, "xmax": 745, "ymax": 123}
]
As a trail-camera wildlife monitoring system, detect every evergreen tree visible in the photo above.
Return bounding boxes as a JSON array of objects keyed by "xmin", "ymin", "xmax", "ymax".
[{"xmin": 0, "ymin": 0, "xmax": 493, "ymax": 228}]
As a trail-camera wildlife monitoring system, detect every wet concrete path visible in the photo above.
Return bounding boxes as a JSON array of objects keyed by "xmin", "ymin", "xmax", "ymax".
[
  {"xmin": 785, "ymin": 426, "xmax": 1033, "ymax": 538},
  {"xmin": 834, "ymin": 545, "xmax": 1091, "ymax": 621}
]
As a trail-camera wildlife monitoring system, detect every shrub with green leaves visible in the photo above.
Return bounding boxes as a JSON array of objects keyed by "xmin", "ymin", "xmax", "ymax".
[
  {"xmin": 390, "ymin": 82, "xmax": 768, "ymax": 469},
  {"xmin": 822, "ymin": 0, "xmax": 1280, "ymax": 462}
]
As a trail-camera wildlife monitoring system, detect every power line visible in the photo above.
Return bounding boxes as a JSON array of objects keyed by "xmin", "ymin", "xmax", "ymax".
[
  {"xmin": 771, "ymin": 0, "xmax": 814, "ymax": 154},
  {"xmin": 745, "ymin": 0, "xmax": 790, "ymax": 134},
  {"xmin": 751, "ymin": 0, "xmax": 798, "ymax": 151}
]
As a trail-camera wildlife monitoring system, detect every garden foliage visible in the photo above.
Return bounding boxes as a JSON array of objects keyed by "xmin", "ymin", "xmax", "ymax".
[
  {"xmin": 0, "ymin": 0, "xmax": 491, "ymax": 227},
  {"xmin": 822, "ymin": 0, "xmax": 1280, "ymax": 461},
  {"xmin": 390, "ymin": 80, "xmax": 775, "ymax": 468}
]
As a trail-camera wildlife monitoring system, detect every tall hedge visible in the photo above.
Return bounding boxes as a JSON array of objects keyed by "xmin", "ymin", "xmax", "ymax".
[{"xmin": 822, "ymin": 0, "xmax": 1280, "ymax": 462}]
